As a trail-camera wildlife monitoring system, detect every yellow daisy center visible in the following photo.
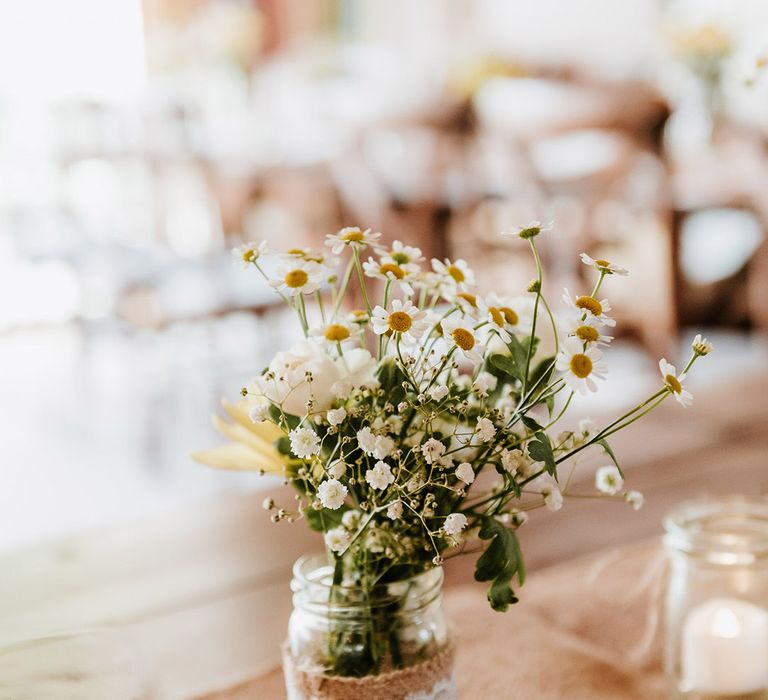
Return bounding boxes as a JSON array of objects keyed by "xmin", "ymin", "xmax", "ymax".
[
  {"xmin": 489, "ymin": 307, "xmax": 505, "ymax": 326},
  {"xmin": 575, "ymin": 326, "xmax": 599, "ymax": 342},
  {"xmin": 324, "ymin": 324, "xmax": 350, "ymax": 342},
  {"xmin": 285, "ymin": 269, "xmax": 309, "ymax": 288},
  {"xmin": 665, "ymin": 374, "xmax": 682, "ymax": 393},
  {"xmin": 388, "ymin": 311, "xmax": 413, "ymax": 333},
  {"xmin": 390, "ymin": 252, "xmax": 410, "ymax": 265},
  {"xmin": 242, "ymin": 249, "xmax": 256, "ymax": 262},
  {"xmin": 595, "ymin": 259, "xmax": 611, "ymax": 268},
  {"xmin": 575, "ymin": 296, "xmax": 603, "ymax": 316},
  {"xmin": 451, "ymin": 328, "xmax": 475, "ymax": 351},
  {"xmin": 286, "ymin": 248, "xmax": 305, "ymax": 255},
  {"xmin": 342, "ymin": 230, "xmax": 365, "ymax": 242},
  {"xmin": 379, "ymin": 263, "xmax": 405, "ymax": 279},
  {"xmin": 499, "ymin": 306, "xmax": 519, "ymax": 325},
  {"xmin": 447, "ymin": 265, "xmax": 465, "ymax": 283},
  {"xmin": 569, "ymin": 353, "xmax": 593, "ymax": 379},
  {"xmin": 457, "ymin": 292, "xmax": 477, "ymax": 307}
]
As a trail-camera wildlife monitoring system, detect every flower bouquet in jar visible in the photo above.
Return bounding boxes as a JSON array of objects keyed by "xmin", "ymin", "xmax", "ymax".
[{"xmin": 194, "ymin": 224, "xmax": 711, "ymax": 699}]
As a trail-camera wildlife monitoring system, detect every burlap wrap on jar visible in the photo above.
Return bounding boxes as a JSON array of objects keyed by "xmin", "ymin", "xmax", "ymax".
[{"xmin": 282, "ymin": 642, "xmax": 457, "ymax": 700}]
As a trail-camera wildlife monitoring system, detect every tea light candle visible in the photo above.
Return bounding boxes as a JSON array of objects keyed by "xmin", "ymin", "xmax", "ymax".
[{"xmin": 681, "ymin": 598, "xmax": 768, "ymax": 695}]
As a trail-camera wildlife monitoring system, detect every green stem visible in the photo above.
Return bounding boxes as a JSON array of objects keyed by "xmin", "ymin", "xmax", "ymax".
[
  {"xmin": 522, "ymin": 240, "xmax": 543, "ymax": 394},
  {"xmin": 352, "ymin": 247, "xmax": 372, "ymax": 314},
  {"xmin": 334, "ymin": 257, "xmax": 356, "ymax": 316}
]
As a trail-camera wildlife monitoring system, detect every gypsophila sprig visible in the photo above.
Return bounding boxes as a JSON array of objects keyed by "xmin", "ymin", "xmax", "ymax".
[{"xmin": 197, "ymin": 224, "xmax": 711, "ymax": 644}]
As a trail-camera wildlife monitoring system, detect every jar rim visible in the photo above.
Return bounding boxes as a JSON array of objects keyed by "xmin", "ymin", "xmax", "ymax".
[
  {"xmin": 663, "ymin": 497, "xmax": 768, "ymax": 563},
  {"xmin": 291, "ymin": 554, "xmax": 444, "ymax": 613}
]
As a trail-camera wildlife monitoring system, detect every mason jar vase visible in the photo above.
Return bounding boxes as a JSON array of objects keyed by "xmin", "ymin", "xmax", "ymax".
[{"xmin": 284, "ymin": 555, "xmax": 456, "ymax": 700}]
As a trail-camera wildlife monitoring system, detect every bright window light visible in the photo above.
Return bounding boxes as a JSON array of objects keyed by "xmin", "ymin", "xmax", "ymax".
[{"xmin": 0, "ymin": 0, "xmax": 146, "ymax": 103}]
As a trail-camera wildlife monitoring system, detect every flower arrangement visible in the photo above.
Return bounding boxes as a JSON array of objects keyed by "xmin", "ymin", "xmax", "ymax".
[{"xmin": 194, "ymin": 224, "xmax": 711, "ymax": 677}]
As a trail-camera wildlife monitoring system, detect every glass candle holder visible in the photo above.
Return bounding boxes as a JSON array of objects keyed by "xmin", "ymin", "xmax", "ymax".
[{"xmin": 664, "ymin": 498, "xmax": 768, "ymax": 700}]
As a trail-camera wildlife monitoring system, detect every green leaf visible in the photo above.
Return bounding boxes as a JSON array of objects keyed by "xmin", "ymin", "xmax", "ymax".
[
  {"xmin": 527, "ymin": 433, "xmax": 556, "ymax": 475},
  {"xmin": 521, "ymin": 415, "xmax": 543, "ymax": 432},
  {"xmin": 269, "ymin": 404, "xmax": 300, "ymax": 430},
  {"xmin": 275, "ymin": 436, "xmax": 292, "ymax": 456},
  {"xmin": 474, "ymin": 517, "xmax": 525, "ymax": 612},
  {"xmin": 305, "ymin": 505, "xmax": 349, "ymax": 533},
  {"xmin": 597, "ymin": 438, "xmax": 624, "ymax": 478},
  {"xmin": 489, "ymin": 354, "xmax": 520, "ymax": 381},
  {"xmin": 527, "ymin": 356, "xmax": 555, "ymax": 401},
  {"xmin": 507, "ymin": 335, "xmax": 528, "ymax": 377},
  {"xmin": 377, "ymin": 357, "xmax": 408, "ymax": 405}
]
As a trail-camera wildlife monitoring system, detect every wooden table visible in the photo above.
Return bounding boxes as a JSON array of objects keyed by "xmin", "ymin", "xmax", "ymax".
[{"xmin": 1, "ymin": 373, "xmax": 765, "ymax": 698}]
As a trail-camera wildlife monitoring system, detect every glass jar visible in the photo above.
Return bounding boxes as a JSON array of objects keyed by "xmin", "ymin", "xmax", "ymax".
[
  {"xmin": 664, "ymin": 498, "xmax": 768, "ymax": 700},
  {"xmin": 284, "ymin": 554, "xmax": 455, "ymax": 699}
]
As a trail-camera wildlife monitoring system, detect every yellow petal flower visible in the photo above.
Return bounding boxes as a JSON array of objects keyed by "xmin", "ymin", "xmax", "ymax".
[
  {"xmin": 192, "ymin": 442, "xmax": 284, "ymax": 473},
  {"xmin": 192, "ymin": 401, "xmax": 287, "ymax": 473}
]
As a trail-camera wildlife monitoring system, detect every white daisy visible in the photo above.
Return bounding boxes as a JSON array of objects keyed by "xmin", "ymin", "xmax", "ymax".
[
  {"xmin": 324, "ymin": 526, "xmax": 350, "ymax": 553},
  {"xmin": 325, "ymin": 227, "xmax": 381, "ymax": 255},
  {"xmin": 317, "ymin": 479, "xmax": 348, "ymax": 510},
  {"xmin": 500, "ymin": 220, "xmax": 553, "ymax": 240},
  {"xmin": 380, "ymin": 240, "xmax": 424, "ymax": 270},
  {"xmin": 595, "ymin": 465, "xmax": 623, "ymax": 495},
  {"xmin": 579, "ymin": 253, "xmax": 629, "ymax": 276},
  {"xmin": 443, "ymin": 512, "xmax": 468, "ymax": 536},
  {"xmin": 448, "ymin": 291, "xmax": 484, "ymax": 321},
  {"xmin": 441, "ymin": 317, "xmax": 486, "ymax": 365},
  {"xmin": 370, "ymin": 299, "xmax": 429, "ymax": 344},
  {"xmin": 691, "ymin": 334, "xmax": 714, "ymax": 357},
  {"xmin": 561, "ymin": 289, "xmax": 616, "ymax": 327},
  {"xmin": 362, "ymin": 257, "xmax": 414, "ymax": 294},
  {"xmin": 280, "ymin": 247, "xmax": 337, "ymax": 267},
  {"xmin": 365, "ymin": 461, "xmax": 395, "ymax": 490},
  {"xmin": 270, "ymin": 260, "xmax": 325, "ymax": 297},
  {"xmin": 482, "ymin": 293, "xmax": 534, "ymax": 339},
  {"xmin": 431, "ymin": 258, "xmax": 476, "ymax": 289},
  {"xmin": 659, "ymin": 359, "xmax": 693, "ymax": 407},
  {"xmin": 289, "ymin": 427, "xmax": 321, "ymax": 459},
  {"xmin": 562, "ymin": 314, "xmax": 613, "ymax": 347},
  {"xmin": 310, "ymin": 321, "xmax": 354, "ymax": 347},
  {"xmin": 555, "ymin": 336, "xmax": 608, "ymax": 394},
  {"xmin": 233, "ymin": 240, "xmax": 269, "ymax": 267},
  {"xmin": 455, "ymin": 462, "xmax": 475, "ymax": 484}
]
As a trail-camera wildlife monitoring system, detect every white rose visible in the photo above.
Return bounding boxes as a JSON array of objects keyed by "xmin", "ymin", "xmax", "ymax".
[
  {"xmin": 254, "ymin": 340, "xmax": 340, "ymax": 416},
  {"xmin": 331, "ymin": 348, "xmax": 378, "ymax": 397}
]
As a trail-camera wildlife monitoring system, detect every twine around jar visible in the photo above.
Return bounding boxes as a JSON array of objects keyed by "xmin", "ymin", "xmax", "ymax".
[{"xmin": 282, "ymin": 642, "xmax": 457, "ymax": 700}]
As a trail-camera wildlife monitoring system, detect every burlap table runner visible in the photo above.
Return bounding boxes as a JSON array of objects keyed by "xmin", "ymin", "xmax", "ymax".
[{"xmin": 200, "ymin": 540, "xmax": 667, "ymax": 699}]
